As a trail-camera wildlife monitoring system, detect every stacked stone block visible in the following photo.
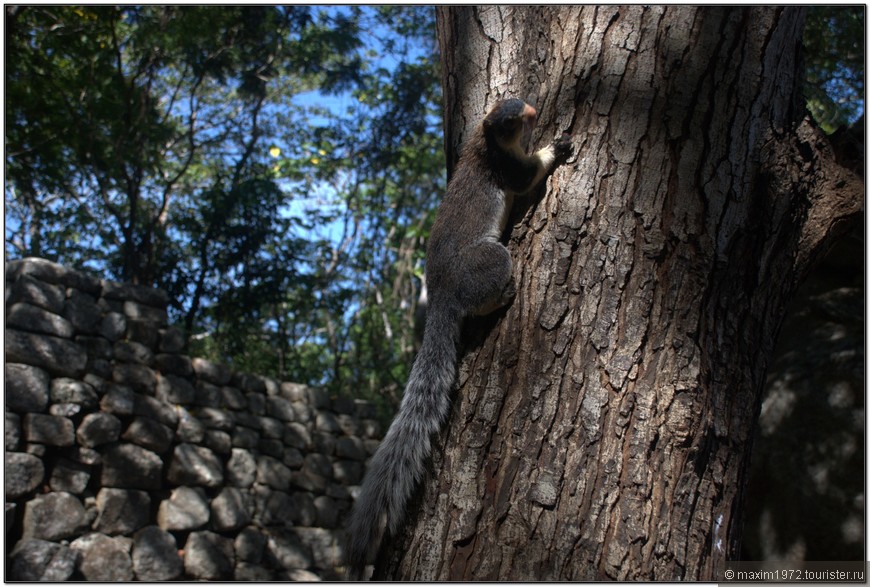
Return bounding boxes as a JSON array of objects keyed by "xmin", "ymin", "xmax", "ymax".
[{"xmin": 5, "ymin": 258, "xmax": 381, "ymax": 580}]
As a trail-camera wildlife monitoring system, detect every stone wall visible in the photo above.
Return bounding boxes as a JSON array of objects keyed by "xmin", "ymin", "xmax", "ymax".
[{"xmin": 4, "ymin": 257, "xmax": 381, "ymax": 580}]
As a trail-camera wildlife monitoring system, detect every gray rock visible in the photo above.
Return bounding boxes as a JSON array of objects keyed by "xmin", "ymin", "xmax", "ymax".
[
  {"xmin": 325, "ymin": 483, "xmax": 351, "ymax": 500},
  {"xmin": 355, "ymin": 399, "xmax": 378, "ymax": 419},
  {"xmin": 184, "ymin": 531, "xmax": 234, "ymax": 580},
  {"xmin": 221, "ymin": 385, "xmax": 247, "ymax": 409},
  {"xmin": 266, "ymin": 396, "xmax": 296, "ymax": 421},
  {"xmin": 314, "ymin": 495, "xmax": 341, "ymax": 529},
  {"xmin": 283, "ymin": 422, "xmax": 312, "ymax": 450},
  {"xmin": 49, "ymin": 402, "xmax": 82, "ymax": 418},
  {"xmin": 9, "ymin": 539, "xmax": 79, "ymax": 581},
  {"xmin": 333, "ymin": 395, "xmax": 357, "ymax": 415},
  {"xmin": 6, "ymin": 274, "xmax": 65, "ymax": 313},
  {"xmin": 333, "ymin": 459, "xmax": 365, "ymax": 485},
  {"xmin": 82, "ymin": 495, "xmax": 99, "ymax": 529},
  {"xmin": 159, "ymin": 326, "xmax": 185, "ymax": 353},
  {"xmin": 283, "ymin": 447, "xmax": 305, "ymax": 469},
  {"xmin": 83, "ymin": 372, "xmax": 106, "ymax": 389},
  {"xmin": 5, "ymin": 363, "xmax": 50, "ymax": 412},
  {"xmin": 7, "ymin": 302, "xmax": 75, "ymax": 338},
  {"xmin": 290, "ymin": 467, "xmax": 328, "ymax": 493},
  {"xmin": 50, "ymin": 377, "xmax": 99, "ymax": 408},
  {"xmin": 7, "ymin": 257, "xmax": 101, "ymax": 293},
  {"xmin": 312, "ymin": 431, "xmax": 336, "ymax": 455},
  {"xmin": 280, "ymin": 381, "xmax": 309, "ymax": 402},
  {"xmin": 77, "ymin": 334, "xmax": 113, "ymax": 358},
  {"xmin": 99, "ymin": 384, "xmax": 135, "ymax": 416},
  {"xmin": 176, "ymin": 406, "xmax": 206, "ymax": 443},
  {"xmin": 192, "ymin": 358, "xmax": 231, "ymax": 385},
  {"xmin": 6, "ymin": 411, "xmax": 21, "ymax": 451},
  {"xmin": 235, "ymin": 526, "xmax": 267, "ymax": 563},
  {"xmin": 258, "ymin": 438, "xmax": 285, "ymax": 459},
  {"xmin": 76, "ymin": 412, "xmax": 122, "ymax": 447},
  {"xmin": 113, "ymin": 363, "xmax": 157, "ymax": 395},
  {"xmin": 305, "ymin": 453, "xmax": 334, "ymax": 479},
  {"xmin": 295, "ymin": 527, "xmax": 343, "ymax": 569},
  {"xmin": 315, "ymin": 410, "xmax": 342, "ymax": 433},
  {"xmin": 114, "ymin": 340, "xmax": 154, "ymax": 365},
  {"xmin": 70, "ymin": 532, "xmax": 134, "ymax": 581},
  {"xmin": 122, "ymin": 300, "xmax": 168, "ymax": 326},
  {"xmin": 5, "ymin": 330, "xmax": 86, "ymax": 376},
  {"xmin": 235, "ymin": 411, "xmax": 261, "ymax": 430},
  {"xmin": 284, "ymin": 568, "xmax": 323, "ymax": 581},
  {"xmin": 235, "ymin": 562, "xmax": 274, "ymax": 581},
  {"xmin": 195, "ymin": 406, "xmax": 234, "ymax": 430},
  {"xmin": 99, "ymin": 311, "xmax": 127, "ymax": 341},
  {"xmin": 257, "ymin": 455, "xmax": 293, "ymax": 490},
  {"xmin": 307, "ymin": 386, "xmax": 332, "ymax": 409},
  {"xmin": 233, "ymin": 372, "xmax": 267, "ymax": 394},
  {"xmin": 211, "ymin": 486, "xmax": 251, "ymax": 532},
  {"xmin": 134, "ymin": 393, "xmax": 178, "ymax": 428},
  {"xmin": 360, "ymin": 418, "xmax": 382, "ymax": 439},
  {"xmin": 246, "ymin": 391, "xmax": 266, "ymax": 415},
  {"xmin": 195, "ymin": 380, "xmax": 221, "ymax": 406},
  {"xmin": 101, "ymin": 443, "xmax": 163, "ymax": 490},
  {"xmin": 122, "ymin": 417, "xmax": 173, "ymax": 453},
  {"xmin": 259, "ymin": 417, "xmax": 283, "ymax": 439},
  {"xmin": 5, "ymin": 452, "xmax": 44, "ymax": 499},
  {"xmin": 204, "ymin": 429, "xmax": 232, "ymax": 455},
  {"xmin": 49, "ymin": 458, "xmax": 91, "ymax": 494},
  {"xmin": 337, "ymin": 413, "xmax": 359, "ymax": 435},
  {"xmin": 253, "ymin": 486, "xmax": 292, "ymax": 526},
  {"xmin": 126, "ymin": 318, "xmax": 160, "ymax": 348},
  {"xmin": 87, "ymin": 357, "xmax": 110, "ymax": 378},
  {"xmin": 292, "ymin": 401, "xmax": 315, "ymax": 424},
  {"xmin": 227, "ymin": 448, "xmax": 257, "ymax": 488},
  {"xmin": 67, "ymin": 446, "xmax": 102, "ymax": 466},
  {"xmin": 132, "ymin": 526, "xmax": 183, "ymax": 581},
  {"xmin": 289, "ymin": 491, "xmax": 317, "ymax": 526},
  {"xmin": 94, "ymin": 488, "xmax": 151, "ymax": 535},
  {"xmin": 335, "ymin": 436, "xmax": 367, "ymax": 461},
  {"xmin": 63, "ymin": 289, "xmax": 102, "ymax": 333},
  {"xmin": 21, "ymin": 492, "xmax": 86, "ymax": 540},
  {"xmin": 103, "ymin": 280, "xmax": 169, "ymax": 307},
  {"xmin": 167, "ymin": 443, "xmax": 223, "ymax": 487},
  {"xmin": 232, "ymin": 426, "xmax": 260, "ymax": 449},
  {"xmin": 262, "ymin": 376, "xmax": 280, "ymax": 396},
  {"xmin": 26, "ymin": 444, "xmax": 47, "ymax": 458},
  {"xmin": 6, "ymin": 502, "xmax": 16, "ymax": 534},
  {"xmin": 154, "ymin": 354, "xmax": 194, "ymax": 378},
  {"xmin": 265, "ymin": 528, "xmax": 313, "ymax": 570},
  {"xmin": 23, "ymin": 413, "xmax": 74, "ymax": 446},
  {"xmin": 157, "ymin": 486, "xmax": 210, "ymax": 531}
]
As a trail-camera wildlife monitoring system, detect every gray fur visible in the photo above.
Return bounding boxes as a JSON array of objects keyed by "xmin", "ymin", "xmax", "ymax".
[{"xmin": 344, "ymin": 98, "xmax": 572, "ymax": 580}]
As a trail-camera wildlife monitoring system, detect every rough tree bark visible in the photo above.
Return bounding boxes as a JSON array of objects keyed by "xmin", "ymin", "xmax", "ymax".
[{"xmin": 375, "ymin": 6, "xmax": 862, "ymax": 581}]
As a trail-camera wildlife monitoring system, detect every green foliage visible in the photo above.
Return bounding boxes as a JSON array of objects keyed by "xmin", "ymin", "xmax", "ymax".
[
  {"xmin": 9, "ymin": 5, "xmax": 861, "ymax": 422},
  {"xmin": 803, "ymin": 7, "xmax": 864, "ymax": 132},
  {"xmin": 6, "ymin": 6, "xmax": 443, "ymax": 417}
]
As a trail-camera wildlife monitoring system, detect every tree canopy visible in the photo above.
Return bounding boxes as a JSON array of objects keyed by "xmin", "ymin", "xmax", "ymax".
[
  {"xmin": 4, "ymin": 6, "xmax": 860, "ymax": 418},
  {"xmin": 5, "ymin": 5, "xmax": 442, "ymax": 412}
]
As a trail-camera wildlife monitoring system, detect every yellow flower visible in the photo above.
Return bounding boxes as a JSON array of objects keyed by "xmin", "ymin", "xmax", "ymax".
[{"xmin": 269, "ymin": 146, "xmax": 281, "ymax": 158}]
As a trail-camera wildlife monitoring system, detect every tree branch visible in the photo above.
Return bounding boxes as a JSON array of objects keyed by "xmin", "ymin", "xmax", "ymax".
[{"xmin": 771, "ymin": 117, "xmax": 864, "ymax": 280}]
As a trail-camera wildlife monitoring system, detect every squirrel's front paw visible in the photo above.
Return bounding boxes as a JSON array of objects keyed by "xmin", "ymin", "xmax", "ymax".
[{"xmin": 553, "ymin": 132, "xmax": 573, "ymax": 163}]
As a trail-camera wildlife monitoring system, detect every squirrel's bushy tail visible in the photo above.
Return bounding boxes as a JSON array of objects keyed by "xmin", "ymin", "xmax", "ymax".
[{"xmin": 345, "ymin": 304, "xmax": 460, "ymax": 580}]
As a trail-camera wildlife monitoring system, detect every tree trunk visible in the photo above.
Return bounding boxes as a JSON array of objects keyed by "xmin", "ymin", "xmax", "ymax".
[{"xmin": 375, "ymin": 6, "xmax": 862, "ymax": 581}]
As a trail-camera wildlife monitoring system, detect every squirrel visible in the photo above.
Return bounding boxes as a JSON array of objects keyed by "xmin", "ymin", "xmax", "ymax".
[{"xmin": 345, "ymin": 98, "xmax": 573, "ymax": 580}]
